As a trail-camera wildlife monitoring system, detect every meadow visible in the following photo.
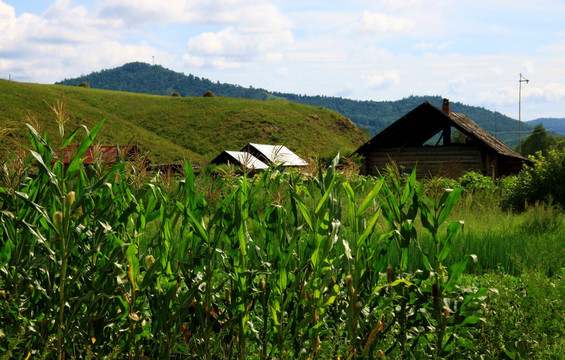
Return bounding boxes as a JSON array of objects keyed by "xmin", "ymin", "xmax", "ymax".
[{"xmin": 1, "ymin": 119, "xmax": 564, "ymax": 360}]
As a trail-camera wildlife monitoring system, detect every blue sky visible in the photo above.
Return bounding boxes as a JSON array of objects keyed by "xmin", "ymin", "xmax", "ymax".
[{"xmin": 1, "ymin": 0, "xmax": 565, "ymax": 120}]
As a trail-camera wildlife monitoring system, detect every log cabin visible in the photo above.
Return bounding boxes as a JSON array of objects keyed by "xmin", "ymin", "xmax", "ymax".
[{"xmin": 354, "ymin": 99, "xmax": 531, "ymax": 179}]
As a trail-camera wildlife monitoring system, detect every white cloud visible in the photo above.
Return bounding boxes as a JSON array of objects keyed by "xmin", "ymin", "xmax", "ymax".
[
  {"xmin": 524, "ymin": 83, "xmax": 565, "ymax": 102},
  {"xmin": 365, "ymin": 71, "xmax": 399, "ymax": 90},
  {"xmin": 89, "ymin": 0, "xmax": 296, "ymax": 70},
  {"xmin": 543, "ymin": 83, "xmax": 565, "ymax": 102},
  {"xmin": 414, "ymin": 41, "xmax": 454, "ymax": 52},
  {"xmin": 350, "ymin": 11, "xmax": 414, "ymax": 35},
  {"xmin": 0, "ymin": 2, "xmax": 16, "ymax": 45},
  {"xmin": 96, "ymin": 0, "xmax": 293, "ymax": 31},
  {"xmin": 97, "ymin": 0, "xmax": 194, "ymax": 25},
  {"xmin": 0, "ymin": 1, "xmax": 163, "ymax": 82},
  {"xmin": 448, "ymin": 77, "xmax": 466, "ymax": 94},
  {"xmin": 184, "ymin": 26, "xmax": 293, "ymax": 68}
]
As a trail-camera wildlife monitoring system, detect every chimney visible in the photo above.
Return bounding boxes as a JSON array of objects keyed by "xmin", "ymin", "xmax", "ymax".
[{"xmin": 442, "ymin": 98, "xmax": 450, "ymax": 116}]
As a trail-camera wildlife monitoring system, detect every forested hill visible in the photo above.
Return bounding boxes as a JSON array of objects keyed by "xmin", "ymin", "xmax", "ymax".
[
  {"xmin": 527, "ymin": 118, "xmax": 565, "ymax": 136},
  {"xmin": 57, "ymin": 62, "xmax": 268, "ymax": 100},
  {"xmin": 57, "ymin": 62, "xmax": 533, "ymax": 146}
]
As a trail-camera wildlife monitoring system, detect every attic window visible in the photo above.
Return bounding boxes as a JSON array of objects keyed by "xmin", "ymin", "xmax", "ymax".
[
  {"xmin": 422, "ymin": 127, "xmax": 475, "ymax": 146},
  {"xmin": 452, "ymin": 129, "xmax": 472, "ymax": 144},
  {"xmin": 423, "ymin": 126, "xmax": 452, "ymax": 146}
]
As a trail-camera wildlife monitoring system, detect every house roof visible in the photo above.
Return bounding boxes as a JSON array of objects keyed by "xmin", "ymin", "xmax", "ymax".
[
  {"xmin": 211, "ymin": 151, "xmax": 269, "ymax": 170},
  {"xmin": 54, "ymin": 145, "xmax": 141, "ymax": 165},
  {"xmin": 355, "ymin": 102, "xmax": 529, "ymax": 162},
  {"xmin": 243, "ymin": 143, "xmax": 308, "ymax": 167}
]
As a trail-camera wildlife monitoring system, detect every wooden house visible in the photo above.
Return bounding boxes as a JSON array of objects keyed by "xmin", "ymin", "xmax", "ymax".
[
  {"xmin": 354, "ymin": 99, "xmax": 531, "ymax": 179},
  {"xmin": 54, "ymin": 145, "xmax": 145, "ymax": 167}
]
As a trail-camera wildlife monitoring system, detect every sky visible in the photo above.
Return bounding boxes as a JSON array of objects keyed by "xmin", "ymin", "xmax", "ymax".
[{"xmin": 1, "ymin": 0, "xmax": 565, "ymax": 120}]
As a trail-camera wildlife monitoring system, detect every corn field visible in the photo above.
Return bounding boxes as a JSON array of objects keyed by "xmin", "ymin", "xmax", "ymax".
[{"xmin": 0, "ymin": 121, "xmax": 490, "ymax": 359}]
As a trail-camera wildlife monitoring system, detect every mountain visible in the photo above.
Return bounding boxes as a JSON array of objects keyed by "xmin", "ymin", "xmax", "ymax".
[
  {"xmin": 527, "ymin": 118, "xmax": 565, "ymax": 136},
  {"xmin": 57, "ymin": 62, "xmax": 535, "ymax": 147},
  {"xmin": 0, "ymin": 79, "xmax": 367, "ymax": 164}
]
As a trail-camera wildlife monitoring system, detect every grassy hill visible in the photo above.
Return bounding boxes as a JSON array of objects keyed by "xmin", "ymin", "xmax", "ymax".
[
  {"xmin": 57, "ymin": 62, "xmax": 535, "ymax": 147},
  {"xmin": 0, "ymin": 79, "xmax": 368, "ymax": 165}
]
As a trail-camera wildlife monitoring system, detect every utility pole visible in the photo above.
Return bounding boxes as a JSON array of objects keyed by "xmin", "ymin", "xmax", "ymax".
[
  {"xmin": 518, "ymin": 73, "xmax": 529, "ymax": 153},
  {"xmin": 493, "ymin": 112, "xmax": 497, "ymax": 139}
]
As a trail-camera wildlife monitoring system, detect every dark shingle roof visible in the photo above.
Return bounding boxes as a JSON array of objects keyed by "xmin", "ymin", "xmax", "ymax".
[{"xmin": 447, "ymin": 112, "xmax": 525, "ymax": 160}]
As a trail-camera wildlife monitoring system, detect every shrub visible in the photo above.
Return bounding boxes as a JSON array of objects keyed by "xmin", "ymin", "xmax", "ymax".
[
  {"xmin": 458, "ymin": 171, "xmax": 497, "ymax": 193},
  {"xmin": 203, "ymin": 90, "xmax": 215, "ymax": 97},
  {"xmin": 171, "ymin": 91, "xmax": 181, "ymax": 97},
  {"xmin": 502, "ymin": 148, "xmax": 565, "ymax": 211},
  {"xmin": 78, "ymin": 82, "xmax": 90, "ymax": 88}
]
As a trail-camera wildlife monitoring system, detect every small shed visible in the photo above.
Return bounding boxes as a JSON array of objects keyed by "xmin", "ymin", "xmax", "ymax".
[
  {"xmin": 242, "ymin": 143, "xmax": 308, "ymax": 167},
  {"xmin": 210, "ymin": 150, "xmax": 269, "ymax": 171},
  {"xmin": 354, "ymin": 99, "xmax": 531, "ymax": 179},
  {"xmin": 54, "ymin": 145, "xmax": 143, "ymax": 166}
]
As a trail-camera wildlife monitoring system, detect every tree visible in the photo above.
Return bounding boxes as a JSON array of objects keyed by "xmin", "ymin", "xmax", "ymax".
[{"xmin": 519, "ymin": 124, "xmax": 552, "ymax": 156}]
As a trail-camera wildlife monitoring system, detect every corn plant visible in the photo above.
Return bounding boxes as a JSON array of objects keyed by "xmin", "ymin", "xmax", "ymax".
[{"xmin": 0, "ymin": 114, "xmax": 496, "ymax": 359}]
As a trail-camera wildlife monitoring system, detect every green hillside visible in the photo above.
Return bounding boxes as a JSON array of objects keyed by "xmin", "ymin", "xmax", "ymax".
[
  {"xmin": 57, "ymin": 62, "xmax": 534, "ymax": 147},
  {"xmin": 0, "ymin": 79, "xmax": 367, "ymax": 164}
]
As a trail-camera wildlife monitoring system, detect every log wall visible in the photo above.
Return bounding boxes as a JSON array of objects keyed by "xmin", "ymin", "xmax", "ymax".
[{"xmin": 363, "ymin": 146, "xmax": 488, "ymax": 179}]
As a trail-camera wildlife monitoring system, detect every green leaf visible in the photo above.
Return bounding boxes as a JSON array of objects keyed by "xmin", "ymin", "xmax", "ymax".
[
  {"xmin": 126, "ymin": 243, "xmax": 139, "ymax": 290},
  {"xmin": 29, "ymin": 150, "xmax": 59, "ymax": 191},
  {"xmin": 315, "ymin": 174, "xmax": 336, "ymax": 217},
  {"xmin": 358, "ymin": 177, "xmax": 384, "ymax": 216},
  {"xmin": 389, "ymin": 279, "xmax": 414, "ymax": 287},
  {"xmin": 444, "ymin": 257, "xmax": 469, "ymax": 292},
  {"xmin": 140, "ymin": 261, "xmax": 162, "ymax": 290},
  {"xmin": 0, "ymin": 238, "xmax": 15, "ymax": 267},
  {"xmin": 342, "ymin": 182, "xmax": 357, "ymax": 231},
  {"xmin": 437, "ymin": 188, "xmax": 462, "ymax": 225},
  {"xmin": 67, "ymin": 120, "xmax": 106, "ymax": 177},
  {"xmin": 459, "ymin": 315, "xmax": 483, "ymax": 326},
  {"xmin": 421, "ymin": 253, "xmax": 432, "ymax": 272},
  {"xmin": 460, "ymin": 287, "xmax": 489, "ymax": 311},
  {"xmin": 292, "ymin": 192, "xmax": 313, "ymax": 231},
  {"xmin": 400, "ymin": 247, "xmax": 408, "ymax": 270},
  {"xmin": 185, "ymin": 207, "xmax": 209, "ymax": 243},
  {"xmin": 357, "ymin": 208, "xmax": 381, "ymax": 247},
  {"xmin": 184, "ymin": 159, "xmax": 196, "ymax": 204},
  {"xmin": 61, "ymin": 126, "xmax": 82, "ymax": 149}
]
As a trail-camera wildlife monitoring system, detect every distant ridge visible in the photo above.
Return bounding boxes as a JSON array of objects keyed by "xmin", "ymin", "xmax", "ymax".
[
  {"xmin": 57, "ymin": 62, "xmax": 536, "ymax": 146},
  {"xmin": 527, "ymin": 118, "xmax": 565, "ymax": 136}
]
